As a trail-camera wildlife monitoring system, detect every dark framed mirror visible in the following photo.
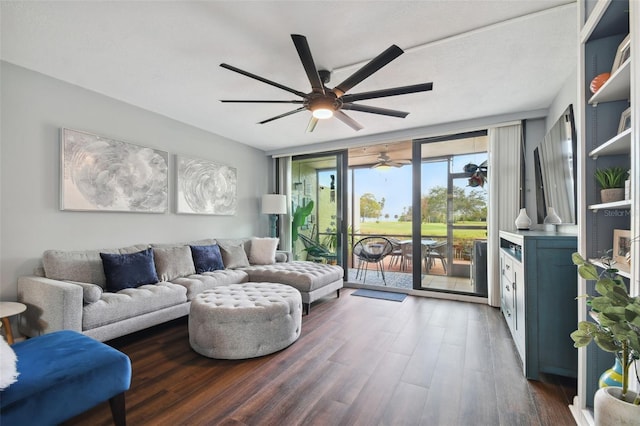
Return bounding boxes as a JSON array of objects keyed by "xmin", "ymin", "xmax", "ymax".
[{"xmin": 533, "ymin": 105, "xmax": 577, "ymax": 225}]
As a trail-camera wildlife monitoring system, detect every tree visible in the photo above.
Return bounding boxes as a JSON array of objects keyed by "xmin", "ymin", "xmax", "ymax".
[
  {"xmin": 422, "ymin": 185, "xmax": 488, "ymax": 223},
  {"xmin": 422, "ymin": 186, "xmax": 447, "ymax": 223},
  {"xmin": 360, "ymin": 193, "xmax": 383, "ymax": 222},
  {"xmin": 398, "ymin": 205, "xmax": 412, "ymax": 222},
  {"xmin": 454, "ymin": 188, "xmax": 487, "ymax": 221}
]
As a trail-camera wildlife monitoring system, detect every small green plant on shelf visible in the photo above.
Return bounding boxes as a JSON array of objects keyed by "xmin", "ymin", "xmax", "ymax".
[
  {"xmin": 570, "ymin": 253, "xmax": 640, "ymax": 405},
  {"xmin": 594, "ymin": 166, "xmax": 629, "ymax": 189}
]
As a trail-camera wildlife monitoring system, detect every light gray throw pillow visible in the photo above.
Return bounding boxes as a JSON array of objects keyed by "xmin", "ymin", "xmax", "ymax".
[
  {"xmin": 249, "ymin": 237, "xmax": 279, "ymax": 265},
  {"xmin": 153, "ymin": 246, "xmax": 196, "ymax": 282},
  {"xmin": 219, "ymin": 243, "xmax": 250, "ymax": 269}
]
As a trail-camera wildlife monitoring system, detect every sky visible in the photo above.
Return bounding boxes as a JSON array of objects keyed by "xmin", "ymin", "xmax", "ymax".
[{"xmin": 319, "ymin": 152, "xmax": 488, "ymax": 219}]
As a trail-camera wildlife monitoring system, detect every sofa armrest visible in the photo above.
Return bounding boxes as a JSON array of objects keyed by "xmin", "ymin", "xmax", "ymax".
[
  {"xmin": 17, "ymin": 276, "xmax": 83, "ymax": 337},
  {"xmin": 275, "ymin": 250, "xmax": 292, "ymax": 263}
]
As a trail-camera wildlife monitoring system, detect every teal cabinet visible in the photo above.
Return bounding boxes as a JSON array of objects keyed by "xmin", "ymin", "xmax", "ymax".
[{"xmin": 499, "ymin": 230, "xmax": 578, "ymax": 380}]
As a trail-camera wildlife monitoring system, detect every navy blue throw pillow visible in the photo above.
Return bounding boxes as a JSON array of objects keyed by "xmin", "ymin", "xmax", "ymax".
[
  {"xmin": 190, "ymin": 244, "xmax": 225, "ymax": 273},
  {"xmin": 100, "ymin": 248, "xmax": 159, "ymax": 292}
]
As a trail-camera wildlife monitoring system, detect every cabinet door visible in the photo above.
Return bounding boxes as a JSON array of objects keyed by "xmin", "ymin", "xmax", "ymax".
[{"xmin": 513, "ymin": 260, "xmax": 526, "ymax": 356}]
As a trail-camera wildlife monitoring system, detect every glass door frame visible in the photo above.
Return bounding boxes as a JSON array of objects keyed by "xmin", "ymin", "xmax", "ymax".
[
  {"xmin": 290, "ymin": 150, "xmax": 348, "ymax": 279},
  {"xmin": 412, "ymin": 132, "xmax": 489, "ymax": 292}
]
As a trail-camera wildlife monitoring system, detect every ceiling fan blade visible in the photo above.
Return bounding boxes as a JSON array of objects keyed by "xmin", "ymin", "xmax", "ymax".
[
  {"xmin": 341, "ymin": 103, "xmax": 409, "ymax": 118},
  {"xmin": 306, "ymin": 116, "xmax": 319, "ymax": 133},
  {"xmin": 291, "ymin": 34, "xmax": 325, "ymax": 95},
  {"xmin": 341, "ymin": 82, "xmax": 433, "ymax": 103},
  {"xmin": 334, "ymin": 110, "xmax": 363, "ymax": 131},
  {"xmin": 220, "ymin": 100, "xmax": 305, "ymax": 104},
  {"xmin": 220, "ymin": 63, "xmax": 308, "ymax": 98},
  {"xmin": 333, "ymin": 45, "xmax": 404, "ymax": 97},
  {"xmin": 259, "ymin": 107, "xmax": 307, "ymax": 124}
]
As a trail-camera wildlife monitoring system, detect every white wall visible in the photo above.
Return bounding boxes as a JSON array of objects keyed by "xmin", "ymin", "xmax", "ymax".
[{"xmin": 0, "ymin": 62, "xmax": 270, "ymax": 300}]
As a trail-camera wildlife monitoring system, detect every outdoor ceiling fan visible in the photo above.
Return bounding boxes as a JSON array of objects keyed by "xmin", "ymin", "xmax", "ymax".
[
  {"xmin": 219, "ymin": 34, "xmax": 433, "ymax": 132},
  {"xmin": 372, "ymin": 150, "xmax": 411, "ymax": 168}
]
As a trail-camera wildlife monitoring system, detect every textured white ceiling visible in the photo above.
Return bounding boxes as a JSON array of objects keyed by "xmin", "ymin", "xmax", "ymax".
[{"xmin": 1, "ymin": 1, "xmax": 577, "ymax": 152}]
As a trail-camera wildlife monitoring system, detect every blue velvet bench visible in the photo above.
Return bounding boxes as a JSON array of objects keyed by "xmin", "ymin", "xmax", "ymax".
[{"xmin": 0, "ymin": 330, "xmax": 131, "ymax": 425}]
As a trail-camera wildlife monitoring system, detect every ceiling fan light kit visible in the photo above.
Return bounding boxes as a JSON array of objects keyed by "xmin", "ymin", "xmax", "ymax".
[{"xmin": 220, "ymin": 34, "xmax": 433, "ymax": 132}]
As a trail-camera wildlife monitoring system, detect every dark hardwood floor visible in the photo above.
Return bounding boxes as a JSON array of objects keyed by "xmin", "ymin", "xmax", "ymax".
[{"xmin": 64, "ymin": 289, "xmax": 577, "ymax": 425}]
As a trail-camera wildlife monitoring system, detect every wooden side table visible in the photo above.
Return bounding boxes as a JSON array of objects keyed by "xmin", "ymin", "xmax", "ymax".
[{"xmin": 0, "ymin": 301, "xmax": 26, "ymax": 344}]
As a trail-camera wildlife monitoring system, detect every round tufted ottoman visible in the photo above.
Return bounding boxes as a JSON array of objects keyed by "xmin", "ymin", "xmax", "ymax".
[{"xmin": 188, "ymin": 283, "xmax": 302, "ymax": 359}]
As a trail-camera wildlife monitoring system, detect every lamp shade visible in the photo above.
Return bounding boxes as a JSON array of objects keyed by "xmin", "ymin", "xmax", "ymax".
[{"xmin": 261, "ymin": 194, "xmax": 287, "ymax": 215}]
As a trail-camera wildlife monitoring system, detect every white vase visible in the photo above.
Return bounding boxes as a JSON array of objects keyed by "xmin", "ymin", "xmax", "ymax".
[
  {"xmin": 594, "ymin": 387, "xmax": 640, "ymax": 426},
  {"xmin": 543, "ymin": 207, "xmax": 562, "ymax": 224},
  {"xmin": 515, "ymin": 208, "xmax": 531, "ymax": 230}
]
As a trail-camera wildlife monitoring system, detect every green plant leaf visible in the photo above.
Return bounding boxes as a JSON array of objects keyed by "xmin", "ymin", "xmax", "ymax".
[
  {"xmin": 571, "ymin": 329, "xmax": 593, "ymax": 347},
  {"xmin": 590, "ymin": 296, "xmax": 613, "ymax": 312},
  {"xmin": 578, "ymin": 263, "xmax": 599, "ymax": 281},
  {"xmin": 599, "ymin": 306, "xmax": 626, "ymax": 322},
  {"xmin": 572, "ymin": 252, "xmax": 586, "ymax": 265},
  {"xmin": 593, "ymin": 334, "xmax": 619, "ymax": 352},
  {"xmin": 625, "ymin": 303, "xmax": 640, "ymax": 327},
  {"xmin": 291, "ymin": 200, "xmax": 314, "ymax": 242}
]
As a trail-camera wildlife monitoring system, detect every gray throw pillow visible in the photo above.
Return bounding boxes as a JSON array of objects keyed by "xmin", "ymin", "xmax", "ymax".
[
  {"xmin": 219, "ymin": 244, "xmax": 250, "ymax": 269},
  {"xmin": 152, "ymin": 246, "xmax": 196, "ymax": 281}
]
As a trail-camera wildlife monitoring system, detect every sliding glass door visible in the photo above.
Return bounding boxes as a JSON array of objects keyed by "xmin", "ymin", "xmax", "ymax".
[
  {"xmin": 417, "ymin": 135, "xmax": 488, "ymax": 295},
  {"xmin": 290, "ymin": 152, "xmax": 347, "ymax": 270}
]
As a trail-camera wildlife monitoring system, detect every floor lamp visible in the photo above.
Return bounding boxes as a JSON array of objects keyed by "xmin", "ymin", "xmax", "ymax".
[{"xmin": 261, "ymin": 194, "xmax": 287, "ymax": 238}]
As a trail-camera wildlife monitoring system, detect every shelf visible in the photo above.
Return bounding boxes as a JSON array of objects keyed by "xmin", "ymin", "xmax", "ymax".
[
  {"xmin": 588, "ymin": 59, "xmax": 631, "ymax": 105},
  {"xmin": 589, "ymin": 128, "xmax": 632, "ymax": 157},
  {"xmin": 581, "ymin": 0, "xmax": 629, "ymax": 42},
  {"xmin": 589, "ymin": 258, "xmax": 631, "ymax": 279},
  {"xmin": 588, "ymin": 199, "xmax": 632, "ymax": 210}
]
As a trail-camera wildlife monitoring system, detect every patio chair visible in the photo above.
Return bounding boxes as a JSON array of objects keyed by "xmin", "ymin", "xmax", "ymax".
[
  {"xmin": 387, "ymin": 237, "xmax": 403, "ymax": 269},
  {"xmin": 353, "ymin": 236, "xmax": 393, "ymax": 285},
  {"xmin": 425, "ymin": 241, "xmax": 448, "ymax": 273},
  {"xmin": 400, "ymin": 241, "xmax": 429, "ymax": 272},
  {"xmin": 299, "ymin": 234, "xmax": 337, "ymax": 263}
]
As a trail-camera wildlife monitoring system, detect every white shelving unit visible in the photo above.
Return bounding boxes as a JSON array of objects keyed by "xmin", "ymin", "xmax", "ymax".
[{"xmin": 571, "ymin": 1, "xmax": 639, "ymax": 425}]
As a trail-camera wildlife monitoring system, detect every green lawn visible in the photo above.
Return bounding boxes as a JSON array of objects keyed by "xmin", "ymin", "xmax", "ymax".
[{"xmin": 357, "ymin": 221, "xmax": 487, "ymax": 240}]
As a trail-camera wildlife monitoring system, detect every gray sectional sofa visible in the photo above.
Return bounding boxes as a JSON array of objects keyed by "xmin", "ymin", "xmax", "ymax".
[{"xmin": 17, "ymin": 238, "xmax": 343, "ymax": 342}]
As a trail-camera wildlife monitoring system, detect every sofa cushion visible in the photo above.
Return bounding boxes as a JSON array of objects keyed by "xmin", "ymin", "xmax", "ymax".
[
  {"xmin": 218, "ymin": 243, "xmax": 250, "ymax": 269},
  {"xmin": 82, "ymin": 282, "xmax": 187, "ymax": 330},
  {"xmin": 172, "ymin": 269, "xmax": 249, "ymax": 300},
  {"xmin": 100, "ymin": 248, "xmax": 159, "ymax": 292},
  {"xmin": 67, "ymin": 281, "xmax": 103, "ymax": 304},
  {"xmin": 241, "ymin": 261, "xmax": 344, "ymax": 292},
  {"xmin": 248, "ymin": 237, "xmax": 279, "ymax": 265},
  {"xmin": 42, "ymin": 244, "xmax": 149, "ymax": 288},
  {"xmin": 190, "ymin": 244, "xmax": 224, "ymax": 273},
  {"xmin": 152, "ymin": 246, "xmax": 196, "ymax": 282}
]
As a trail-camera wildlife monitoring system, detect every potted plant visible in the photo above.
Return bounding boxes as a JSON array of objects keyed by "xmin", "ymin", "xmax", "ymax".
[
  {"xmin": 595, "ymin": 167, "xmax": 629, "ymax": 203},
  {"xmin": 571, "ymin": 253, "xmax": 640, "ymax": 425}
]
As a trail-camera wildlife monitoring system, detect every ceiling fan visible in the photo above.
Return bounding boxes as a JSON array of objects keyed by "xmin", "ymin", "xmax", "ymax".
[
  {"xmin": 372, "ymin": 150, "xmax": 411, "ymax": 168},
  {"xmin": 220, "ymin": 34, "xmax": 433, "ymax": 132}
]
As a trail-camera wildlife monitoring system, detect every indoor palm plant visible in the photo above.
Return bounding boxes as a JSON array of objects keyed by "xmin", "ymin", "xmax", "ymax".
[
  {"xmin": 571, "ymin": 253, "xmax": 640, "ymax": 424},
  {"xmin": 594, "ymin": 167, "xmax": 629, "ymax": 203}
]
